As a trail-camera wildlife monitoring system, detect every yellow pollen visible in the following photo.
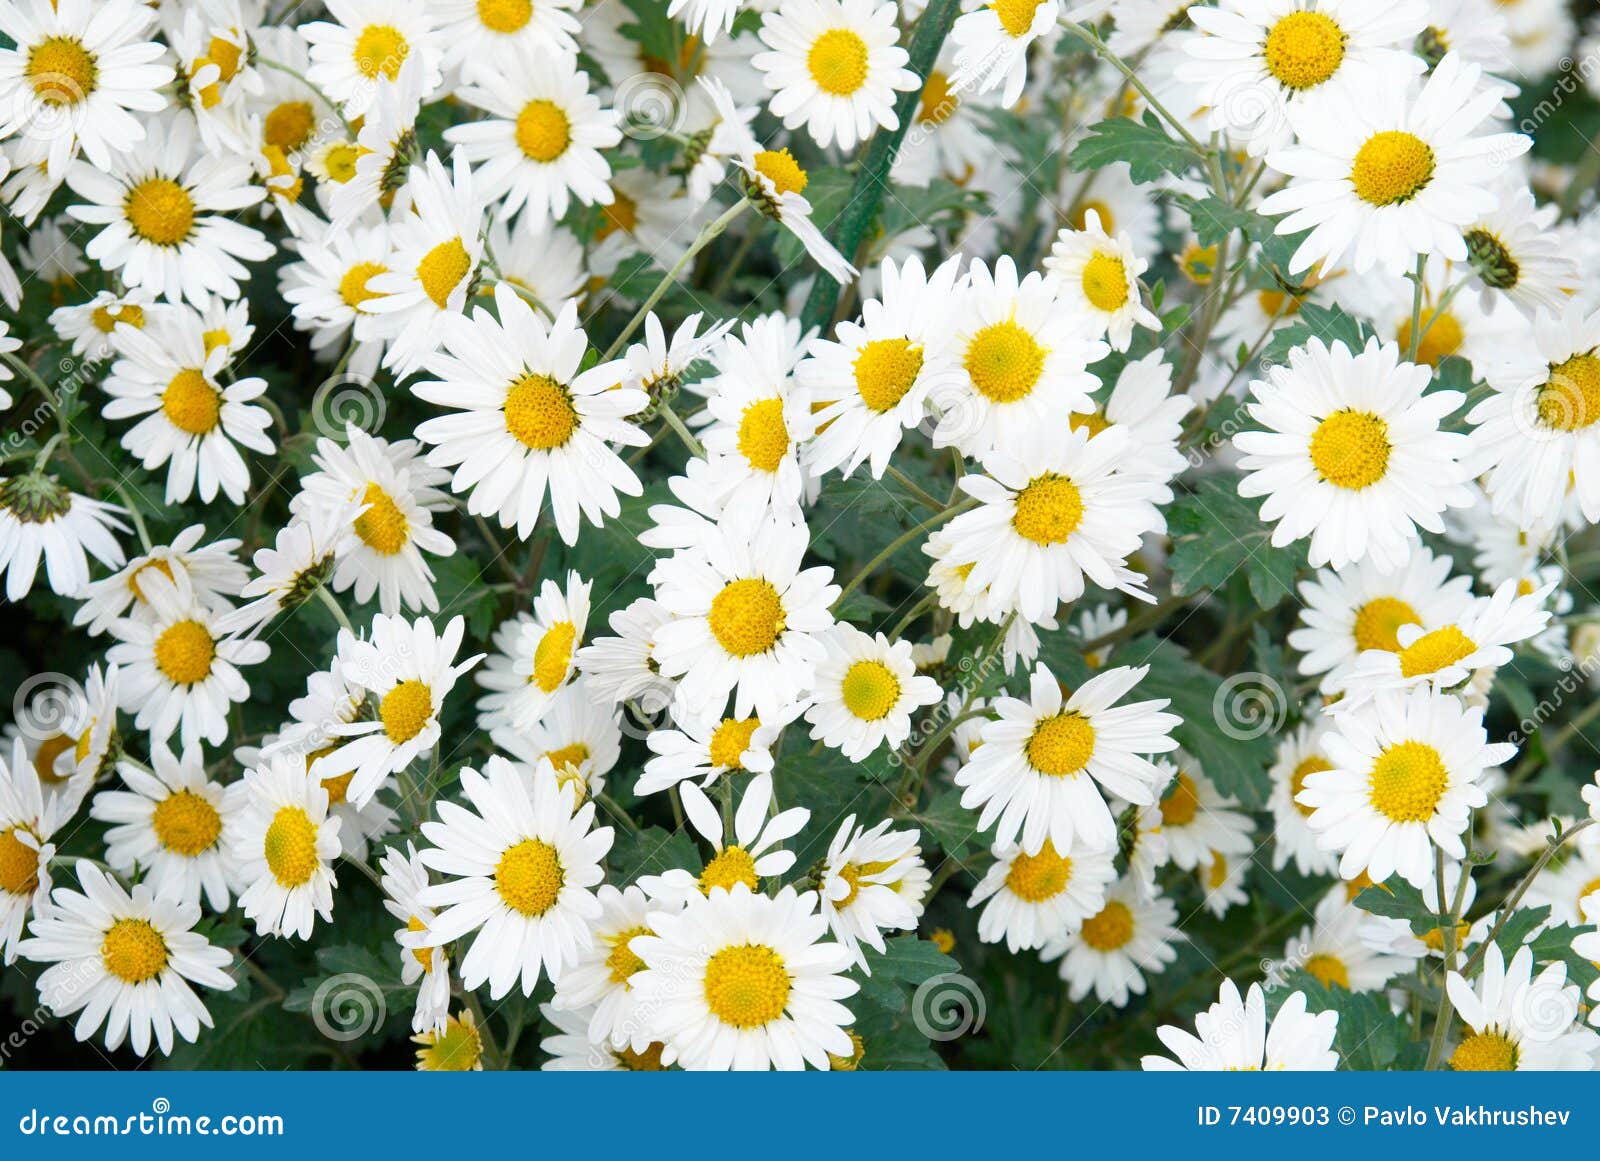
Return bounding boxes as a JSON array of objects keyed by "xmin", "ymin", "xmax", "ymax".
[
  {"xmin": 1011, "ymin": 472, "xmax": 1084, "ymax": 545},
  {"xmin": 806, "ymin": 28, "xmax": 870, "ymax": 96},
  {"xmin": 1450, "ymin": 1029, "xmax": 1518, "ymax": 1071},
  {"xmin": 964, "ymin": 319, "xmax": 1045, "ymax": 403},
  {"xmin": 1080, "ymin": 900, "xmax": 1135, "ymax": 951},
  {"xmin": 699, "ymin": 845, "xmax": 759, "ymax": 894},
  {"xmin": 709, "ymin": 578, "xmax": 785, "ymax": 658},
  {"xmin": 532, "ymin": 620, "xmax": 577, "ymax": 693},
  {"xmin": 606, "ymin": 926, "xmax": 650, "ymax": 986},
  {"xmin": 1351, "ymin": 131, "xmax": 1435, "ymax": 206},
  {"xmin": 1397, "ymin": 625, "xmax": 1476, "ymax": 678},
  {"xmin": 1398, "ymin": 310, "xmax": 1463, "ymax": 368},
  {"xmin": 1081, "ymin": 252, "xmax": 1129, "ymax": 312},
  {"xmin": 1263, "ymin": 11, "xmax": 1346, "ymax": 90},
  {"xmin": 92, "ymin": 303, "xmax": 144, "ymax": 334},
  {"xmin": 515, "ymin": 99, "xmax": 571, "ymax": 162},
  {"xmin": 544, "ymin": 742, "xmax": 589, "ymax": 773},
  {"xmin": 1304, "ymin": 953, "xmax": 1349, "ymax": 989},
  {"xmin": 477, "ymin": 0, "xmax": 534, "ymax": 32},
  {"xmin": 154, "ymin": 619, "xmax": 215, "ymax": 685},
  {"xmin": 379, "ymin": 679, "xmax": 434, "ymax": 744},
  {"xmin": 417, "ymin": 237, "xmax": 471, "ymax": 310},
  {"xmin": 754, "ymin": 149, "xmax": 808, "ymax": 197},
  {"xmin": 1537, "ymin": 353, "xmax": 1600, "ymax": 431},
  {"xmin": 338, "ymin": 261, "xmax": 387, "ymax": 311},
  {"xmin": 840, "ymin": 659, "xmax": 901, "ymax": 721},
  {"xmin": 264, "ymin": 101, "xmax": 315, "ymax": 152},
  {"xmin": 736, "ymin": 397, "xmax": 791, "ymax": 472},
  {"xmin": 853, "ymin": 337, "xmax": 924, "ymax": 412},
  {"xmin": 709, "ymin": 717, "xmax": 761, "ymax": 768},
  {"xmin": 495, "ymin": 838, "xmax": 564, "ymax": 916},
  {"xmin": 0, "ymin": 826, "xmax": 40, "ymax": 895},
  {"xmin": 125, "ymin": 179, "xmax": 196, "ymax": 247},
  {"xmin": 101, "ymin": 918, "xmax": 169, "ymax": 984},
  {"xmin": 1004, "ymin": 839, "xmax": 1072, "ymax": 902},
  {"xmin": 1026, "ymin": 711, "xmax": 1096, "ymax": 776},
  {"xmin": 28, "ymin": 36, "xmax": 97, "ymax": 104},
  {"xmin": 1290, "ymin": 756, "xmax": 1332, "ymax": 818},
  {"xmin": 1353, "ymin": 596, "xmax": 1421, "ymax": 653},
  {"xmin": 354, "ymin": 483, "xmax": 409, "ymax": 555},
  {"xmin": 919, "ymin": 70, "xmax": 958, "ymax": 126},
  {"xmin": 1368, "ymin": 740, "xmax": 1448, "ymax": 823},
  {"xmin": 504, "ymin": 373, "xmax": 579, "ymax": 450},
  {"xmin": 1309, "ymin": 409, "xmax": 1390, "ymax": 489},
  {"xmin": 353, "ymin": 25, "xmax": 408, "ymax": 80},
  {"xmin": 32, "ymin": 734, "xmax": 74, "ymax": 784},
  {"xmin": 416, "ymin": 1014, "xmax": 482, "ymax": 1071},
  {"xmin": 264, "ymin": 805, "xmax": 319, "ymax": 887},
  {"xmin": 161, "ymin": 369, "xmax": 221, "ymax": 435},
  {"xmin": 703, "ymin": 943, "xmax": 790, "ymax": 1028},
  {"xmin": 151, "ymin": 790, "xmax": 223, "ymax": 857},
  {"xmin": 1161, "ymin": 772, "xmax": 1201, "ymax": 827},
  {"xmin": 990, "ymin": 0, "xmax": 1044, "ymax": 38}
]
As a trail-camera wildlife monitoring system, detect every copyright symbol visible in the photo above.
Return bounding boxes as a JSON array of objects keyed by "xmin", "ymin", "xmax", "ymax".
[{"xmin": 1338, "ymin": 1107, "xmax": 1355, "ymax": 1125}]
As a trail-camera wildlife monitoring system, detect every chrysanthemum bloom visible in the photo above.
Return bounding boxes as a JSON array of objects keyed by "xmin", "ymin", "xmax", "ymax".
[{"xmin": 1142, "ymin": 979, "xmax": 1340, "ymax": 1070}]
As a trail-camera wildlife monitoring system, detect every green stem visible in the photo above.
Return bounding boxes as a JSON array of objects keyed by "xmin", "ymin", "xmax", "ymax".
[
  {"xmin": 107, "ymin": 479, "xmax": 152, "ymax": 552},
  {"xmin": 1405, "ymin": 255, "xmax": 1427, "ymax": 363},
  {"xmin": 1058, "ymin": 21, "xmax": 1207, "ymax": 153},
  {"xmin": 658, "ymin": 402, "xmax": 704, "ymax": 457},
  {"xmin": 884, "ymin": 464, "xmax": 944, "ymax": 512},
  {"xmin": 1458, "ymin": 819, "xmax": 1596, "ymax": 978},
  {"xmin": 314, "ymin": 582, "xmax": 355, "ymax": 634},
  {"xmin": 830, "ymin": 498, "xmax": 975, "ymax": 614}
]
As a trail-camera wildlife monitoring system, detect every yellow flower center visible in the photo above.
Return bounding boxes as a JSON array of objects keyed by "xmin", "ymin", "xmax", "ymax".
[
  {"xmin": 1161, "ymin": 772, "xmax": 1201, "ymax": 827},
  {"xmin": 1069, "ymin": 410, "xmax": 1112, "ymax": 439},
  {"xmin": 418, "ymin": 1016, "xmax": 482, "ymax": 1071},
  {"xmin": 322, "ymin": 770, "xmax": 355, "ymax": 807},
  {"xmin": 1352, "ymin": 596, "xmax": 1420, "ymax": 653},
  {"xmin": 353, "ymin": 25, "xmax": 408, "ymax": 80},
  {"xmin": 709, "ymin": 578, "xmax": 785, "ymax": 658},
  {"xmin": 504, "ymin": 373, "xmax": 579, "ymax": 450},
  {"xmin": 0, "ymin": 826, "xmax": 40, "ymax": 895},
  {"xmin": 1205, "ymin": 852, "xmax": 1230, "ymax": 889},
  {"xmin": 703, "ymin": 943, "xmax": 790, "ymax": 1028},
  {"xmin": 618, "ymin": 1042, "xmax": 668, "ymax": 1070},
  {"xmin": 154, "ymin": 619, "xmax": 215, "ymax": 685},
  {"xmin": 840, "ymin": 660, "xmax": 901, "ymax": 721},
  {"xmin": 1396, "ymin": 625, "xmax": 1476, "ymax": 678},
  {"xmin": 699, "ymin": 845, "xmax": 759, "ymax": 893},
  {"xmin": 515, "ymin": 99, "xmax": 571, "ymax": 162},
  {"xmin": 991, "ymin": 0, "xmax": 1044, "ymax": 38},
  {"xmin": 964, "ymin": 320, "xmax": 1045, "ymax": 403},
  {"xmin": 532, "ymin": 620, "xmax": 577, "ymax": 693},
  {"xmin": 1537, "ymin": 353, "xmax": 1600, "ymax": 431},
  {"xmin": 754, "ymin": 149, "xmax": 808, "ymax": 197},
  {"xmin": 1263, "ymin": 11, "xmax": 1346, "ymax": 90},
  {"xmin": 1368, "ymin": 740, "xmax": 1448, "ymax": 823},
  {"xmin": 1304, "ymin": 952, "xmax": 1350, "ymax": 989},
  {"xmin": 264, "ymin": 101, "xmax": 316, "ymax": 152},
  {"xmin": 161, "ymin": 369, "xmax": 221, "ymax": 435},
  {"xmin": 264, "ymin": 805, "xmax": 319, "ymax": 887},
  {"xmin": 1289, "ymin": 756, "xmax": 1331, "ymax": 818},
  {"xmin": 606, "ymin": 926, "xmax": 650, "ymax": 986},
  {"xmin": 1072, "ymin": 199, "xmax": 1115, "ymax": 233},
  {"xmin": 1004, "ymin": 839, "xmax": 1072, "ymax": 902},
  {"xmin": 1026, "ymin": 711, "xmax": 1096, "ymax": 776},
  {"xmin": 1011, "ymin": 472, "xmax": 1084, "ymax": 545},
  {"xmin": 354, "ymin": 482, "xmax": 409, "ymax": 555},
  {"xmin": 1450, "ymin": 1029, "xmax": 1518, "ymax": 1071},
  {"xmin": 1398, "ymin": 309, "xmax": 1463, "ymax": 368},
  {"xmin": 709, "ymin": 717, "xmax": 761, "ymax": 768},
  {"xmin": 1080, "ymin": 900, "xmax": 1135, "ymax": 951},
  {"xmin": 495, "ymin": 838, "xmax": 564, "ymax": 916},
  {"xmin": 852, "ymin": 337, "xmax": 923, "ymax": 412},
  {"xmin": 1258, "ymin": 288, "xmax": 1300, "ymax": 317},
  {"xmin": 597, "ymin": 191, "xmax": 639, "ymax": 240},
  {"xmin": 417, "ymin": 237, "xmax": 471, "ymax": 310},
  {"xmin": 338, "ymin": 261, "xmax": 388, "ymax": 311},
  {"xmin": 1309, "ymin": 409, "xmax": 1391, "ymax": 489},
  {"xmin": 151, "ymin": 790, "xmax": 223, "ymax": 857},
  {"xmin": 1081, "ymin": 252, "xmax": 1129, "ymax": 312},
  {"xmin": 323, "ymin": 142, "xmax": 361, "ymax": 183},
  {"xmin": 32, "ymin": 734, "xmax": 73, "ymax": 785},
  {"xmin": 545, "ymin": 742, "xmax": 589, "ymax": 773},
  {"xmin": 380, "ymin": 679, "xmax": 434, "ymax": 744},
  {"xmin": 125, "ymin": 178, "xmax": 196, "ymax": 247},
  {"xmin": 1350, "ymin": 131, "xmax": 1435, "ymax": 206},
  {"xmin": 405, "ymin": 915, "xmax": 433, "ymax": 970},
  {"xmin": 92, "ymin": 303, "xmax": 144, "ymax": 334},
  {"xmin": 919, "ymin": 70, "xmax": 957, "ymax": 126},
  {"xmin": 1181, "ymin": 240, "xmax": 1217, "ymax": 285},
  {"xmin": 736, "ymin": 397, "xmax": 791, "ymax": 472},
  {"xmin": 100, "ymin": 918, "xmax": 169, "ymax": 984},
  {"xmin": 477, "ymin": 0, "xmax": 533, "ymax": 32},
  {"xmin": 27, "ymin": 36, "xmax": 98, "ymax": 104},
  {"xmin": 807, "ymin": 28, "xmax": 869, "ymax": 97}
]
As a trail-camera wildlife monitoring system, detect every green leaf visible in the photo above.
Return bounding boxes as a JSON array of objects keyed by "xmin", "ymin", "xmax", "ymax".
[
  {"xmin": 605, "ymin": 824, "xmax": 701, "ymax": 885},
  {"xmin": 1068, "ymin": 112, "xmax": 1203, "ymax": 184},
  {"xmin": 1261, "ymin": 302, "xmax": 1373, "ymax": 369},
  {"xmin": 1529, "ymin": 922, "xmax": 1600, "ymax": 990},
  {"xmin": 1288, "ymin": 980, "xmax": 1416, "ymax": 1070},
  {"xmin": 1171, "ymin": 194, "xmax": 1271, "ymax": 247},
  {"xmin": 1492, "ymin": 904, "xmax": 1552, "ymax": 961},
  {"xmin": 1353, "ymin": 881, "xmax": 1438, "ymax": 936},
  {"xmin": 1167, "ymin": 475, "xmax": 1306, "ymax": 608}
]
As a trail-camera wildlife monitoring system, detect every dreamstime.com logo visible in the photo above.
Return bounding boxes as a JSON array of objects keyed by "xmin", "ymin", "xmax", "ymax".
[{"xmin": 15, "ymin": 1098, "xmax": 283, "ymax": 1138}]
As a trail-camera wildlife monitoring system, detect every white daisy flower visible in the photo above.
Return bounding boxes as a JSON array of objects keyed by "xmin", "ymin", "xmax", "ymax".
[
  {"xmin": 549, "ymin": 884, "xmax": 668, "ymax": 1055},
  {"xmin": 1233, "ymin": 336, "xmax": 1474, "ymax": 572},
  {"xmin": 50, "ymin": 289, "xmax": 154, "ymax": 362},
  {"xmin": 890, "ymin": 53, "xmax": 996, "ymax": 188},
  {"xmin": 315, "ymin": 613, "xmax": 482, "ymax": 810},
  {"xmin": 414, "ymin": 288, "xmax": 646, "ymax": 543},
  {"xmin": 1196, "ymin": 847, "xmax": 1251, "ymax": 917},
  {"xmin": 0, "ymin": 472, "xmax": 126, "ymax": 601},
  {"xmin": 413, "ymin": 1009, "xmax": 485, "ymax": 1070},
  {"xmin": 644, "ymin": 772, "xmax": 810, "ymax": 904},
  {"xmin": 1461, "ymin": 181, "xmax": 1577, "ymax": 320},
  {"xmin": 74, "ymin": 524, "xmax": 245, "ymax": 638},
  {"xmin": 231, "ymin": 755, "xmax": 342, "ymax": 940},
  {"xmin": 483, "ymin": 218, "xmax": 586, "ymax": 320},
  {"xmin": 969, "ymin": 835, "xmax": 1116, "ymax": 952},
  {"xmin": 1267, "ymin": 719, "xmax": 1341, "ymax": 875},
  {"xmin": 1042, "ymin": 879, "xmax": 1182, "ymax": 1006},
  {"xmin": 1155, "ymin": 760, "xmax": 1256, "ymax": 871},
  {"xmin": 631, "ymin": 884, "xmax": 858, "ymax": 1071},
  {"xmin": 417, "ymin": 756, "xmax": 613, "ymax": 999},
  {"xmin": 0, "ymin": 736, "xmax": 58, "ymax": 964},
  {"xmin": 639, "ymin": 708, "xmax": 784, "ymax": 796},
  {"xmin": 476, "ymin": 572, "xmax": 589, "ymax": 734},
  {"xmin": 495, "ymin": 678, "xmax": 622, "ymax": 804},
  {"xmin": 538, "ymin": 1002, "xmax": 659, "ymax": 1070},
  {"xmin": 1044, "ymin": 210, "xmax": 1161, "ymax": 351},
  {"xmin": 1142, "ymin": 979, "xmax": 1339, "ymax": 1070},
  {"xmin": 1298, "ymin": 685, "xmax": 1514, "ymax": 888},
  {"xmin": 327, "ymin": 56, "xmax": 428, "ymax": 228},
  {"xmin": 1443, "ymin": 944, "xmax": 1599, "ymax": 1070},
  {"xmin": 300, "ymin": 0, "xmax": 441, "ymax": 117},
  {"xmin": 65, "ymin": 111, "xmax": 273, "ymax": 306},
  {"xmin": 378, "ymin": 842, "xmax": 451, "ymax": 1034},
  {"xmin": 955, "ymin": 662, "xmax": 1181, "ymax": 855},
  {"xmin": 819, "ymin": 814, "xmax": 929, "ymax": 968},
  {"xmin": 1075, "ymin": 351, "xmax": 1194, "ymax": 490},
  {"xmin": 804, "ymin": 625, "xmax": 943, "ymax": 761},
  {"xmin": 1257, "ymin": 54, "xmax": 1531, "ymax": 276},
  {"xmin": 1359, "ymin": 858, "xmax": 1482, "ymax": 960},
  {"xmin": 1057, "ymin": 161, "xmax": 1164, "ymax": 259},
  {"xmin": 216, "ymin": 505, "xmax": 356, "ymax": 638},
  {"xmin": 4, "ymin": 668, "xmax": 114, "ymax": 821},
  {"xmin": 668, "ymin": 0, "xmax": 745, "ymax": 43},
  {"xmin": 19, "ymin": 860, "xmax": 235, "ymax": 1056},
  {"xmin": 432, "ymin": 0, "xmax": 581, "ymax": 79},
  {"xmin": 91, "ymin": 744, "xmax": 240, "ymax": 913},
  {"xmin": 1282, "ymin": 887, "xmax": 1404, "ymax": 992},
  {"xmin": 951, "ymin": 0, "xmax": 1060, "ymax": 108}
]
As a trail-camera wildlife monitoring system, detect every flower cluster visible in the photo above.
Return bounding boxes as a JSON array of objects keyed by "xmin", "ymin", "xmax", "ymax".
[{"xmin": 4, "ymin": 0, "xmax": 1600, "ymax": 1073}]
